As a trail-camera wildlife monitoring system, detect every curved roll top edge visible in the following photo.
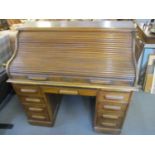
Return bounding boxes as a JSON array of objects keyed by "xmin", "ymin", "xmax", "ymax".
[{"xmin": 7, "ymin": 22, "xmax": 137, "ymax": 87}]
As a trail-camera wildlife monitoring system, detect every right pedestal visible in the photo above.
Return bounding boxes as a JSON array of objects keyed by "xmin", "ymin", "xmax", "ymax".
[{"xmin": 94, "ymin": 90, "xmax": 133, "ymax": 134}]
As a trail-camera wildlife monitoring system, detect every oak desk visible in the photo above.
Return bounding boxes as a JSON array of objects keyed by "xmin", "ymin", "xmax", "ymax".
[{"xmin": 6, "ymin": 21, "xmax": 138, "ymax": 134}]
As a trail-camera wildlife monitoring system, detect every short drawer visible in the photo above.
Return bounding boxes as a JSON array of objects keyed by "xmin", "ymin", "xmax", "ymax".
[
  {"xmin": 97, "ymin": 91, "xmax": 131, "ymax": 104},
  {"xmin": 13, "ymin": 84, "xmax": 41, "ymax": 96},
  {"xmin": 24, "ymin": 105, "xmax": 48, "ymax": 113},
  {"xmin": 97, "ymin": 109, "xmax": 126, "ymax": 120},
  {"xmin": 20, "ymin": 96, "xmax": 46, "ymax": 107},
  {"xmin": 97, "ymin": 101, "xmax": 128, "ymax": 112},
  {"xmin": 42, "ymin": 86, "xmax": 97, "ymax": 96},
  {"xmin": 58, "ymin": 87, "xmax": 97, "ymax": 96},
  {"xmin": 94, "ymin": 126, "xmax": 121, "ymax": 134},
  {"xmin": 96, "ymin": 116, "xmax": 123, "ymax": 128},
  {"xmin": 27, "ymin": 111, "xmax": 50, "ymax": 121},
  {"xmin": 98, "ymin": 111, "xmax": 124, "ymax": 120}
]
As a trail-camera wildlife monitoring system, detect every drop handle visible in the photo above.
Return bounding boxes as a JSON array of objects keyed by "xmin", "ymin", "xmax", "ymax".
[
  {"xmin": 104, "ymin": 95, "xmax": 124, "ymax": 100},
  {"xmin": 28, "ymin": 107, "xmax": 43, "ymax": 112},
  {"xmin": 102, "ymin": 114, "xmax": 119, "ymax": 119},
  {"xmin": 31, "ymin": 115, "xmax": 46, "ymax": 120},
  {"xmin": 25, "ymin": 98, "xmax": 41, "ymax": 102},
  {"xmin": 90, "ymin": 79, "xmax": 112, "ymax": 84},
  {"xmin": 27, "ymin": 76, "xmax": 48, "ymax": 81},
  {"xmin": 20, "ymin": 88, "xmax": 37, "ymax": 93},
  {"xmin": 101, "ymin": 122, "xmax": 116, "ymax": 127},
  {"xmin": 103, "ymin": 105, "xmax": 121, "ymax": 110},
  {"xmin": 59, "ymin": 89, "xmax": 78, "ymax": 95}
]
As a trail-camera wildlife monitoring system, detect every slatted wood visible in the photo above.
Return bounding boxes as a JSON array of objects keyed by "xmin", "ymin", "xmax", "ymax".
[{"xmin": 8, "ymin": 21, "xmax": 136, "ymax": 84}]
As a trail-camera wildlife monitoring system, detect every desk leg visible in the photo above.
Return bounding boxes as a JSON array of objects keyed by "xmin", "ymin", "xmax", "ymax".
[{"xmin": 43, "ymin": 93, "xmax": 62, "ymax": 126}]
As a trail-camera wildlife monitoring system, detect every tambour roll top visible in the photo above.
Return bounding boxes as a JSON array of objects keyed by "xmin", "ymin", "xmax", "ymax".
[{"xmin": 7, "ymin": 21, "xmax": 136, "ymax": 86}]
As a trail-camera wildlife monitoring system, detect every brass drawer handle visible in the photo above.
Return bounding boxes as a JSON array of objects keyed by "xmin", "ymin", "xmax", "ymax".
[
  {"xmin": 28, "ymin": 107, "xmax": 43, "ymax": 112},
  {"xmin": 102, "ymin": 114, "xmax": 119, "ymax": 119},
  {"xmin": 25, "ymin": 98, "xmax": 41, "ymax": 102},
  {"xmin": 31, "ymin": 115, "xmax": 46, "ymax": 120},
  {"xmin": 20, "ymin": 88, "xmax": 37, "ymax": 93},
  {"xmin": 104, "ymin": 95, "xmax": 124, "ymax": 100},
  {"xmin": 101, "ymin": 122, "xmax": 116, "ymax": 127},
  {"xmin": 59, "ymin": 89, "xmax": 78, "ymax": 95},
  {"xmin": 103, "ymin": 105, "xmax": 121, "ymax": 110},
  {"xmin": 27, "ymin": 76, "xmax": 48, "ymax": 81},
  {"xmin": 90, "ymin": 79, "xmax": 112, "ymax": 84}
]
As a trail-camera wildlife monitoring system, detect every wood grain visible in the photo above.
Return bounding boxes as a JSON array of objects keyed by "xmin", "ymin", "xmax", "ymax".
[
  {"xmin": 7, "ymin": 21, "xmax": 137, "ymax": 134},
  {"xmin": 8, "ymin": 21, "xmax": 136, "ymax": 85}
]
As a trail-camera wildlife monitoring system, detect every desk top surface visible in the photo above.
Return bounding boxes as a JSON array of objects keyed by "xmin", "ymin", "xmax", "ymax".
[{"xmin": 16, "ymin": 21, "xmax": 136, "ymax": 31}]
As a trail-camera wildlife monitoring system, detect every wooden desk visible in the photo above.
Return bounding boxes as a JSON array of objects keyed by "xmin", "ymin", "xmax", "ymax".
[{"xmin": 6, "ymin": 21, "xmax": 137, "ymax": 134}]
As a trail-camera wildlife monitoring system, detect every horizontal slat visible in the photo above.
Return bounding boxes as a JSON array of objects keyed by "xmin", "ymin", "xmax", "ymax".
[{"xmin": 18, "ymin": 31, "xmax": 132, "ymax": 43}]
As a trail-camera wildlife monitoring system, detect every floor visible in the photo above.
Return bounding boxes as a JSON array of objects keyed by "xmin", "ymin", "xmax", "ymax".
[{"xmin": 0, "ymin": 91, "xmax": 155, "ymax": 135}]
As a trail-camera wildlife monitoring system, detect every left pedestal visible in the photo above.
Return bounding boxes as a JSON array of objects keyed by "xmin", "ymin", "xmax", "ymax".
[{"xmin": 12, "ymin": 84, "xmax": 61, "ymax": 127}]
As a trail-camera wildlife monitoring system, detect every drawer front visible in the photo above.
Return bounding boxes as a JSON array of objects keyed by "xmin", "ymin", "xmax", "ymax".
[
  {"xmin": 96, "ymin": 117, "xmax": 123, "ymax": 128},
  {"xmin": 24, "ymin": 105, "xmax": 48, "ymax": 114},
  {"xmin": 26, "ymin": 107, "xmax": 50, "ymax": 121},
  {"xmin": 97, "ymin": 91, "xmax": 131, "ymax": 104},
  {"xmin": 42, "ymin": 86, "xmax": 97, "ymax": 96},
  {"xmin": 58, "ymin": 88, "xmax": 79, "ymax": 95},
  {"xmin": 20, "ymin": 96, "xmax": 46, "ymax": 107},
  {"xmin": 13, "ymin": 84, "xmax": 41, "ymax": 96},
  {"xmin": 28, "ymin": 113, "xmax": 50, "ymax": 121},
  {"xmin": 98, "ymin": 111, "xmax": 124, "ymax": 120},
  {"xmin": 97, "ymin": 102, "xmax": 128, "ymax": 112},
  {"xmin": 58, "ymin": 87, "xmax": 96, "ymax": 96}
]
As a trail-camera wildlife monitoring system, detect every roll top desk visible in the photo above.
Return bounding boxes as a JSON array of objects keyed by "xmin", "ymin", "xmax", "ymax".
[{"xmin": 6, "ymin": 21, "xmax": 138, "ymax": 134}]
